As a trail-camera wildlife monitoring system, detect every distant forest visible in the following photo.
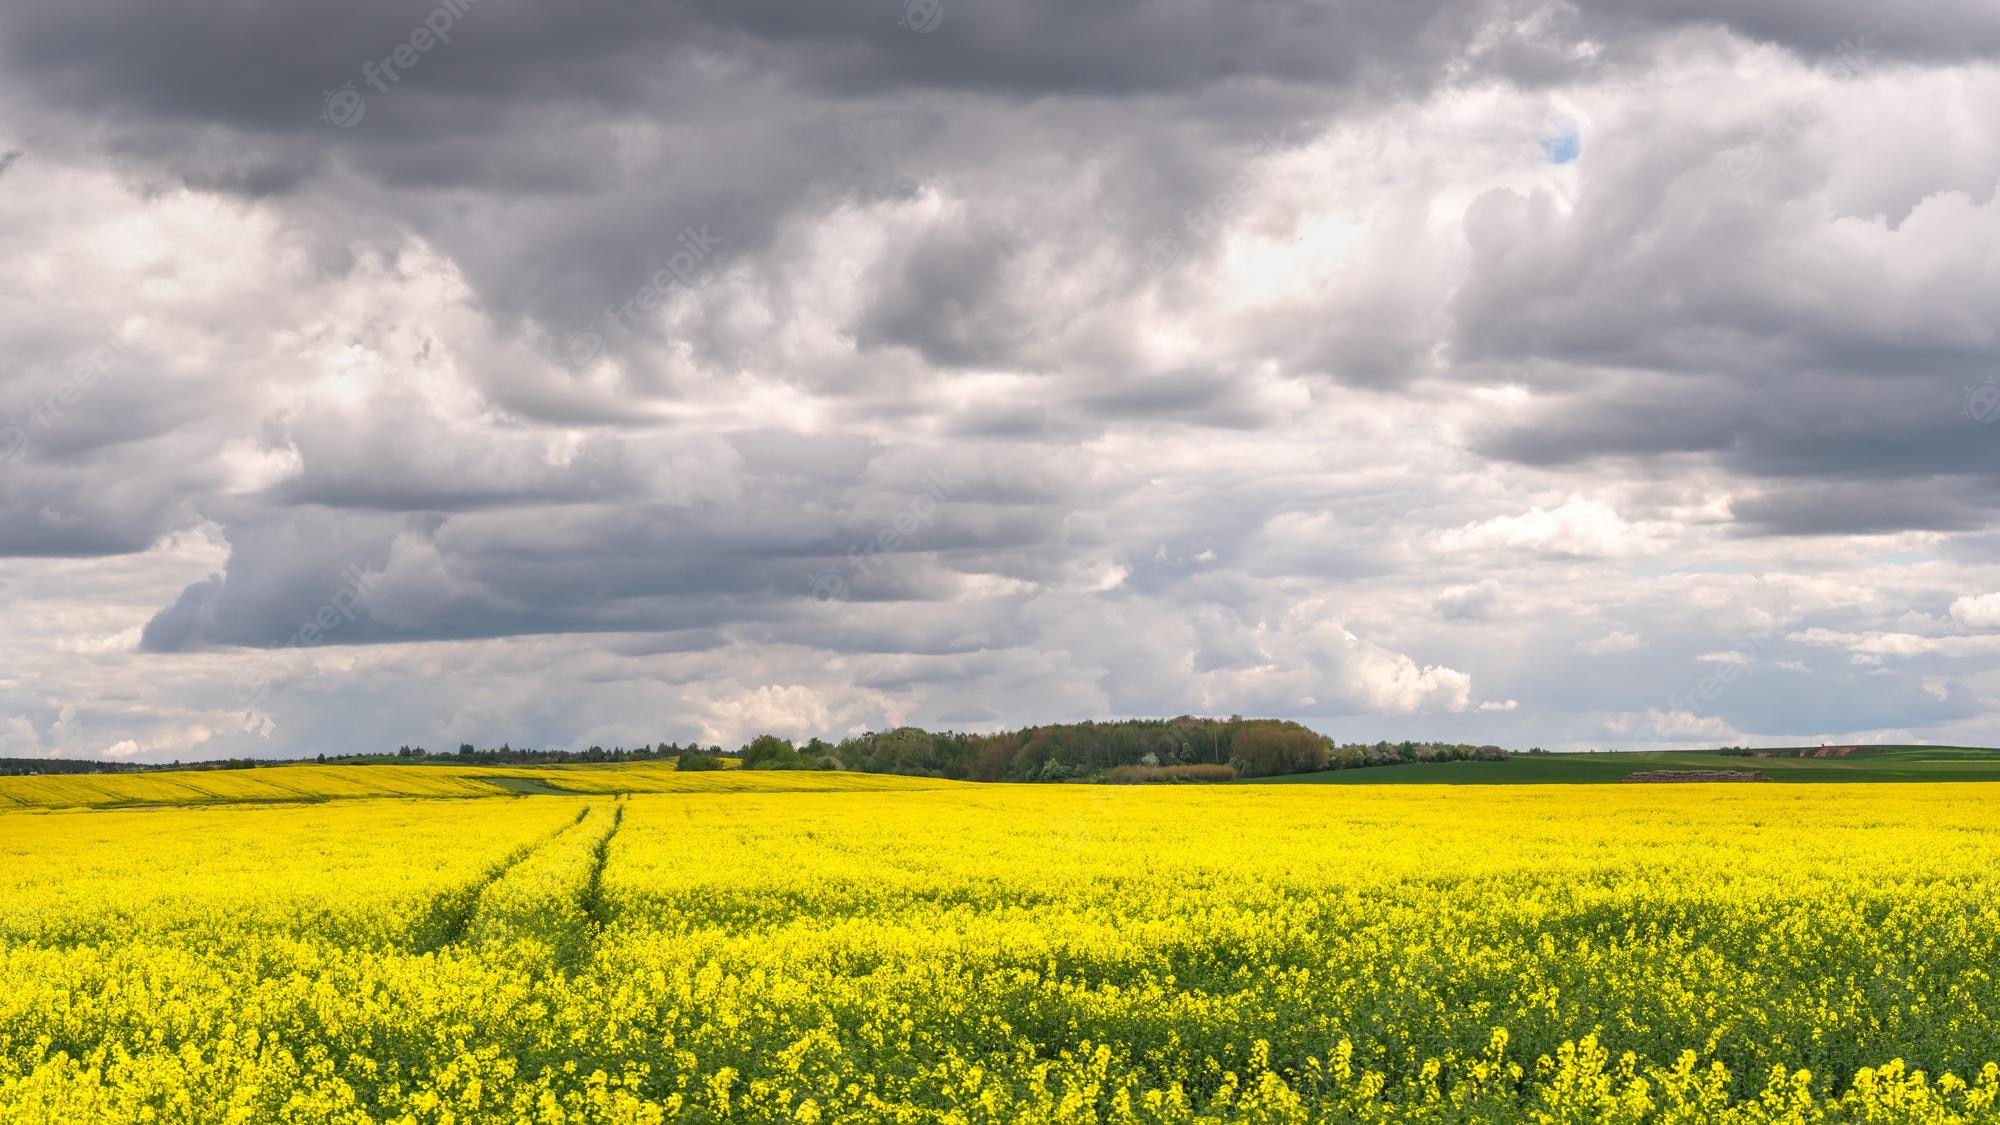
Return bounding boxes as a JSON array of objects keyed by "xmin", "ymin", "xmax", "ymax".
[
  {"xmin": 6, "ymin": 719, "xmax": 1510, "ymax": 782},
  {"xmin": 0, "ymin": 758, "xmax": 152, "ymax": 777},
  {"xmin": 386, "ymin": 718, "xmax": 1507, "ymax": 782},
  {"xmin": 712, "ymin": 718, "xmax": 1509, "ymax": 781}
]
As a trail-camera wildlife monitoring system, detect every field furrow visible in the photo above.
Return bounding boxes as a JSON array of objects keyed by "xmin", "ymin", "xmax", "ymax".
[{"xmin": 461, "ymin": 800, "xmax": 624, "ymax": 972}]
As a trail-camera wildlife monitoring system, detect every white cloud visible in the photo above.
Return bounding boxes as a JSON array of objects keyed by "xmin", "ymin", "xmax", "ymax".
[
  {"xmin": 0, "ymin": 715, "xmax": 47, "ymax": 757},
  {"xmin": 1349, "ymin": 646, "xmax": 1473, "ymax": 715},
  {"xmin": 1, "ymin": 8, "xmax": 1997, "ymax": 760},
  {"xmin": 1435, "ymin": 579, "xmax": 1504, "ymax": 621},
  {"xmin": 1950, "ymin": 593, "xmax": 2000, "ymax": 629},
  {"xmin": 1642, "ymin": 709, "xmax": 1738, "ymax": 740},
  {"xmin": 1791, "ymin": 628, "xmax": 2000, "ymax": 659},
  {"xmin": 1180, "ymin": 602, "xmax": 1475, "ymax": 719},
  {"xmin": 1578, "ymin": 629, "xmax": 1646, "ymax": 655},
  {"xmin": 1434, "ymin": 498, "xmax": 1669, "ymax": 558}
]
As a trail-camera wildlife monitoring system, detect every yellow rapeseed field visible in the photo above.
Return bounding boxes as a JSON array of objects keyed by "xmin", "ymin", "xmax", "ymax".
[
  {"xmin": 0, "ymin": 764, "xmax": 531, "ymax": 811},
  {"xmin": 0, "ymin": 764, "xmax": 948, "ymax": 811},
  {"xmin": 2, "ymin": 781, "xmax": 1998, "ymax": 1122}
]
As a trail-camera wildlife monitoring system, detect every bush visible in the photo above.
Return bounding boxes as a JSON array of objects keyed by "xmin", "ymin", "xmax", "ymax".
[
  {"xmin": 674, "ymin": 753, "xmax": 725, "ymax": 772},
  {"xmin": 1034, "ymin": 758, "xmax": 1083, "ymax": 782}
]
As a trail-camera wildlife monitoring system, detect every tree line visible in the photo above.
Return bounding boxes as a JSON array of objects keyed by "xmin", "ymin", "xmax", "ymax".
[
  {"xmin": 7, "ymin": 723, "xmax": 1509, "ymax": 782},
  {"xmin": 367, "ymin": 742, "xmax": 725, "ymax": 765},
  {"xmin": 719, "ymin": 717, "xmax": 1508, "ymax": 782}
]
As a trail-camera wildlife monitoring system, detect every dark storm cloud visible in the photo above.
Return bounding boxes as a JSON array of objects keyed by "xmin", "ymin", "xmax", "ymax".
[
  {"xmin": 2, "ymin": 0, "xmax": 1985, "ymax": 374},
  {"xmin": 138, "ymin": 442, "xmax": 1099, "ymax": 650},
  {"xmin": 1482, "ymin": 375, "xmax": 2000, "ymax": 490},
  {"xmin": 0, "ymin": 471, "xmax": 198, "ymax": 557},
  {"xmin": 13, "ymin": 0, "xmax": 1988, "ymax": 147},
  {"xmin": 0, "ymin": 0, "xmax": 1820, "ymax": 373},
  {"xmin": 1074, "ymin": 369, "xmax": 1277, "ymax": 425},
  {"xmin": 1730, "ymin": 482, "xmax": 1992, "ymax": 537},
  {"xmin": 136, "ymin": 503, "xmax": 804, "ymax": 652},
  {"xmin": 0, "ymin": 337, "xmax": 209, "ymax": 465},
  {"xmin": 0, "ymin": 0, "xmax": 1521, "ymax": 141},
  {"xmin": 1570, "ymin": 0, "xmax": 2000, "ymax": 66},
  {"xmin": 0, "ymin": 336, "xmax": 220, "ymax": 557},
  {"xmin": 266, "ymin": 418, "xmax": 659, "ymax": 512},
  {"xmin": 1446, "ymin": 60, "xmax": 2000, "ymax": 538},
  {"xmin": 854, "ymin": 217, "xmax": 1034, "ymax": 368}
]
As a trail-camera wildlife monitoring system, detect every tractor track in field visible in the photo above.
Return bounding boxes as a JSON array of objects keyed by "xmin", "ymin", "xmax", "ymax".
[
  {"xmin": 578, "ymin": 800, "xmax": 624, "ymax": 930},
  {"xmin": 414, "ymin": 801, "xmax": 625, "ymax": 972},
  {"xmin": 566, "ymin": 798, "xmax": 625, "ymax": 972},
  {"xmin": 412, "ymin": 806, "xmax": 594, "ymax": 955}
]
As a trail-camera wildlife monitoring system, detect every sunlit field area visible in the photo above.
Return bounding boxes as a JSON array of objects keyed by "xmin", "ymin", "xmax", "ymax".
[{"xmin": 4, "ymin": 779, "xmax": 1999, "ymax": 1122}]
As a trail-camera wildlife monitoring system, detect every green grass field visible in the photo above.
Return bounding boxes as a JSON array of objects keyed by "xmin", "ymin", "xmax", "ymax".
[{"xmin": 1251, "ymin": 745, "xmax": 2000, "ymax": 784}]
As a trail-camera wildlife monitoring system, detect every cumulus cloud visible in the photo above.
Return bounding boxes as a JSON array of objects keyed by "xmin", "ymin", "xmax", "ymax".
[
  {"xmin": 1790, "ymin": 628, "xmax": 2000, "ymax": 660},
  {"xmin": 1435, "ymin": 498, "xmax": 1667, "ymax": 558},
  {"xmin": 0, "ymin": 0, "xmax": 1996, "ymax": 757},
  {"xmin": 1638, "ymin": 709, "xmax": 1738, "ymax": 741},
  {"xmin": 1578, "ymin": 630, "xmax": 1647, "ymax": 655},
  {"xmin": 1950, "ymin": 593, "xmax": 2000, "ymax": 629},
  {"xmin": 1436, "ymin": 579, "xmax": 1504, "ymax": 621}
]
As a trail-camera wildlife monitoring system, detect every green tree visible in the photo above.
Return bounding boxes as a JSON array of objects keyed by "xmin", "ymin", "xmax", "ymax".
[{"xmin": 741, "ymin": 735, "xmax": 800, "ymax": 770}]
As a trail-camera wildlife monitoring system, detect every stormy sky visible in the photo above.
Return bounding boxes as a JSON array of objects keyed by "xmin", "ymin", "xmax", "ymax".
[{"xmin": 3, "ymin": 0, "xmax": 1999, "ymax": 760}]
